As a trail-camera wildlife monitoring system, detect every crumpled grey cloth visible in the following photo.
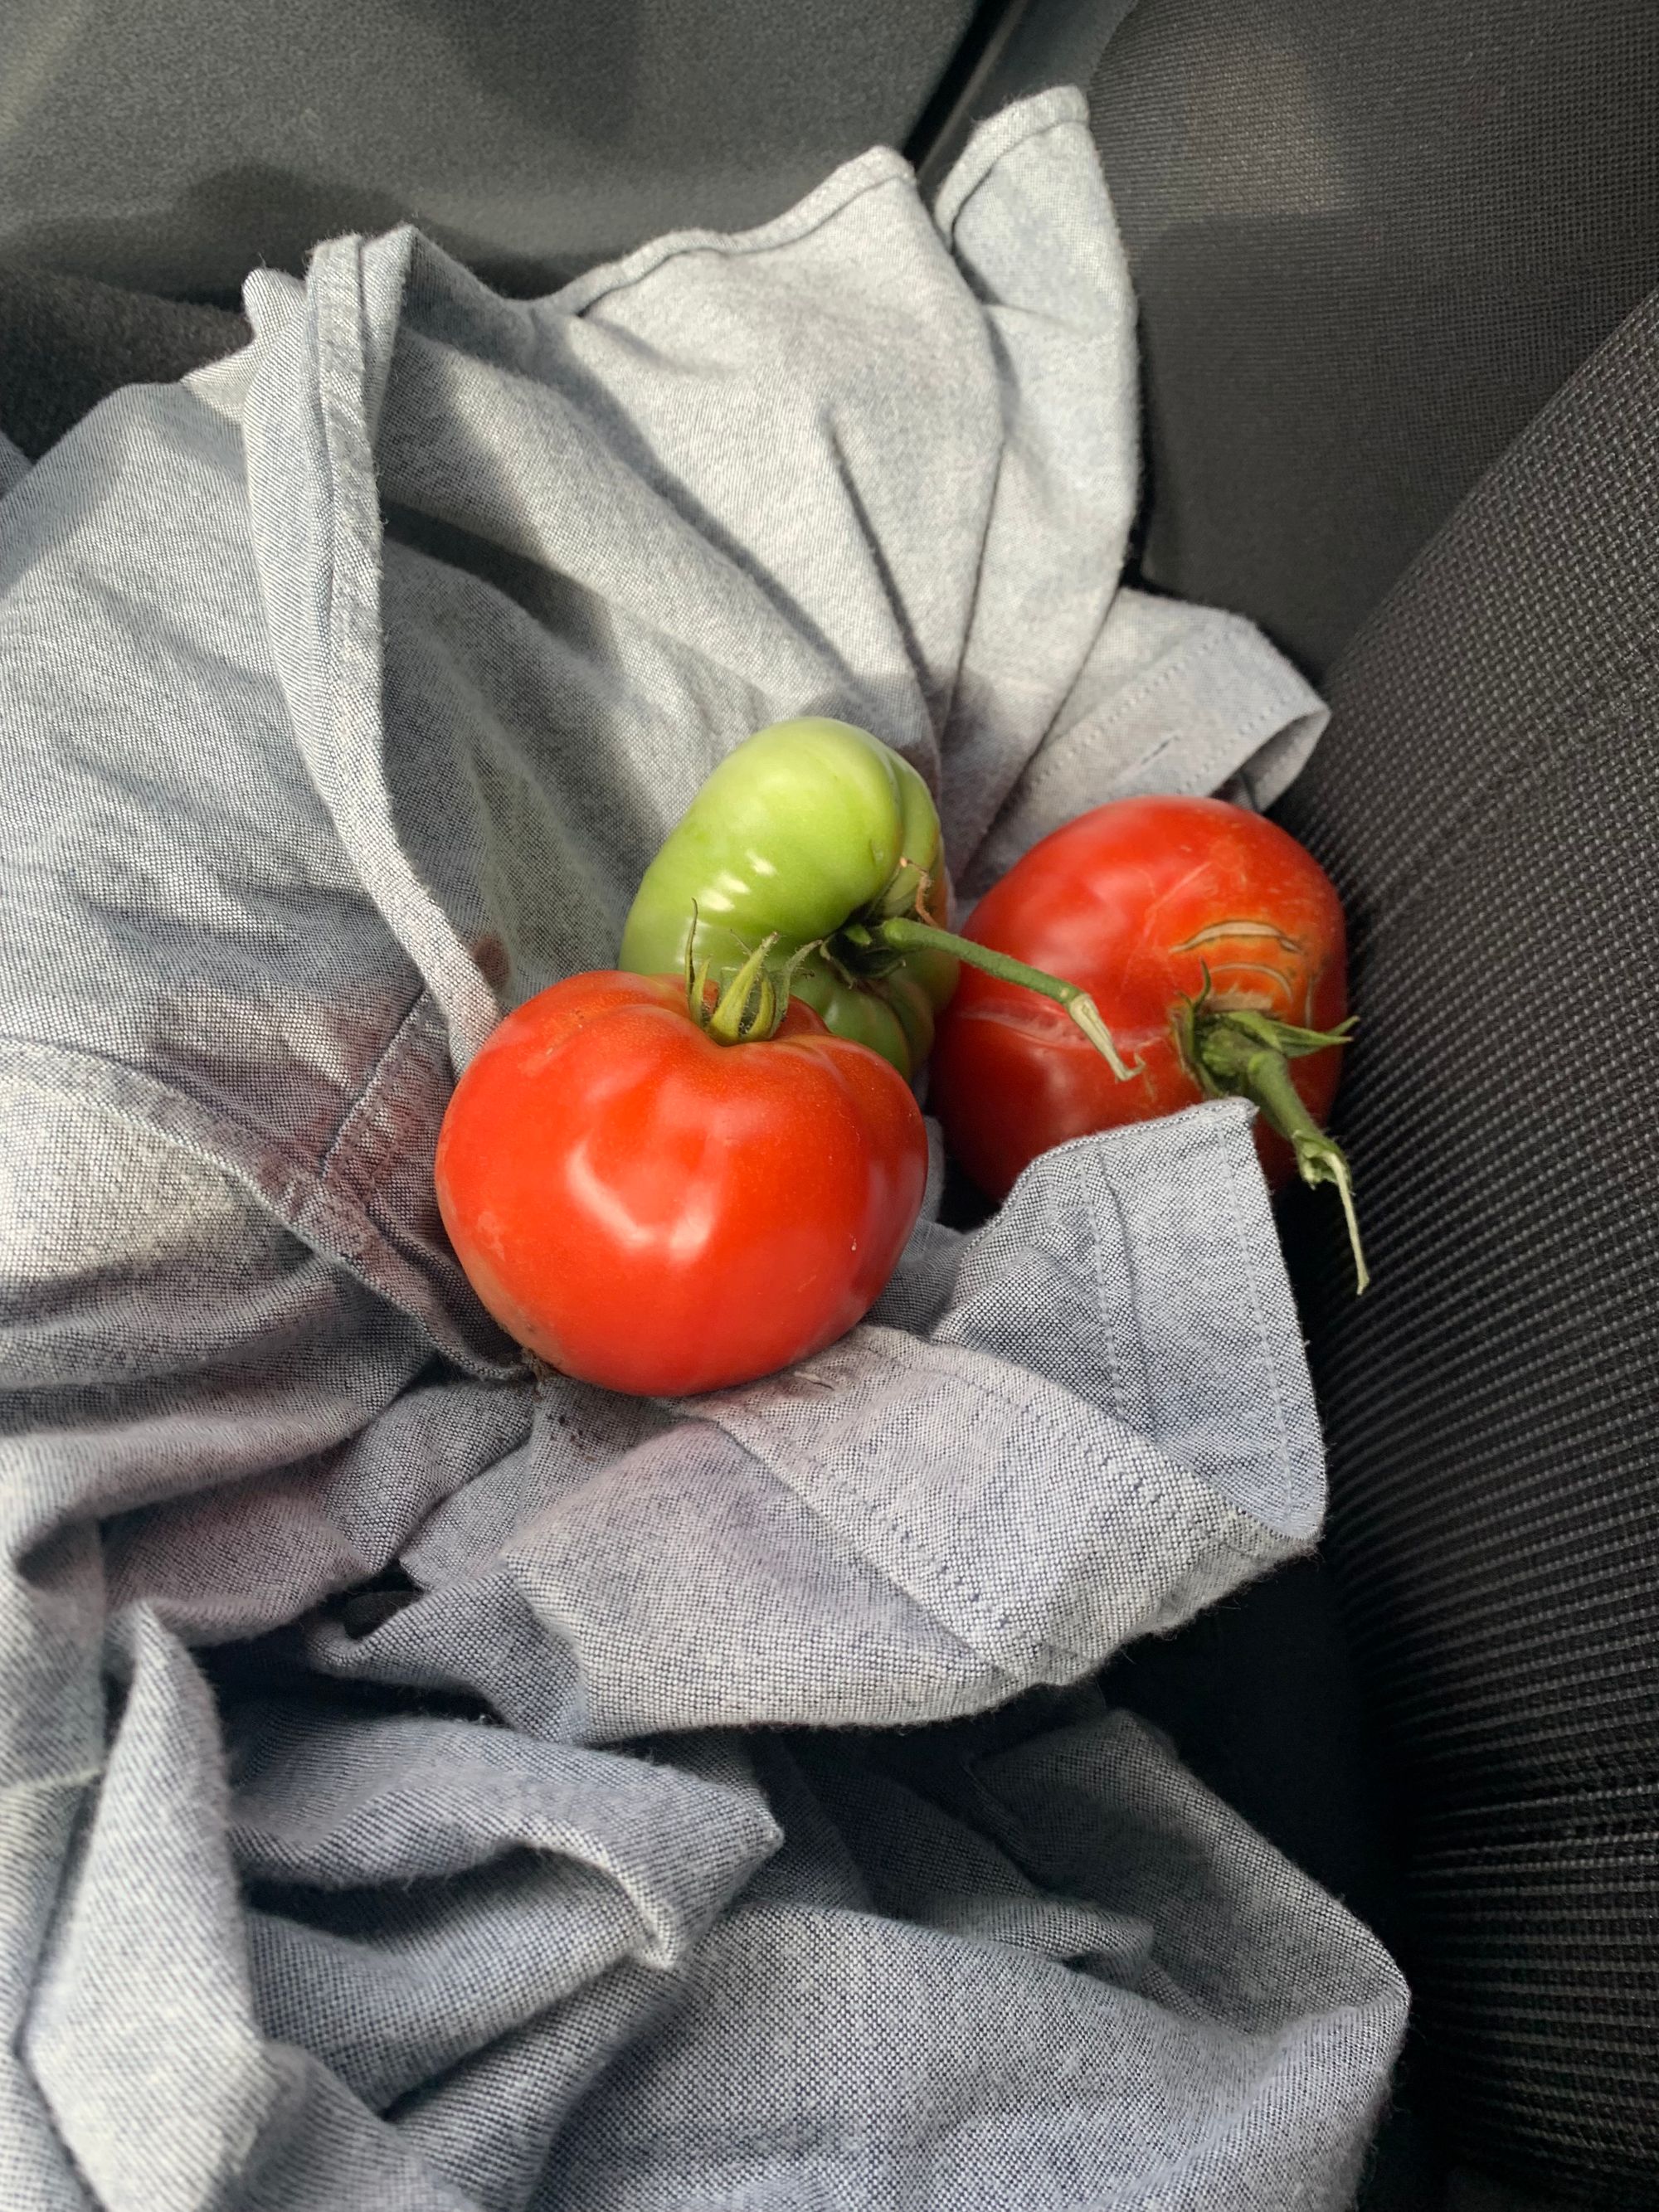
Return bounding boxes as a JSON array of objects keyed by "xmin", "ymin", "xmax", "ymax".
[{"xmin": 0, "ymin": 86, "xmax": 1404, "ymax": 2212}]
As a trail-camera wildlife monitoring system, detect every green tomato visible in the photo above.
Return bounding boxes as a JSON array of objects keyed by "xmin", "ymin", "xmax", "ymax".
[{"xmin": 620, "ymin": 718, "xmax": 959, "ymax": 1075}]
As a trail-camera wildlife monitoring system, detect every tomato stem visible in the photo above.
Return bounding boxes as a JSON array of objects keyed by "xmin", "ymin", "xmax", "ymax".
[
  {"xmin": 1186, "ymin": 1004, "xmax": 1370, "ymax": 1294},
  {"xmin": 850, "ymin": 917, "xmax": 1137, "ymax": 1081},
  {"xmin": 703, "ymin": 932, "xmax": 785, "ymax": 1043}
]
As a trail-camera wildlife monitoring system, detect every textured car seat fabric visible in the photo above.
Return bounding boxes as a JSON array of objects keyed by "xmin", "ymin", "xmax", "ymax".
[
  {"xmin": 1444, "ymin": 2172, "xmax": 1574, "ymax": 2212},
  {"xmin": 1087, "ymin": 0, "xmax": 1659, "ymax": 676},
  {"xmin": 1272, "ymin": 285, "xmax": 1659, "ymax": 2205},
  {"xmin": 0, "ymin": 0, "xmax": 975, "ymax": 301}
]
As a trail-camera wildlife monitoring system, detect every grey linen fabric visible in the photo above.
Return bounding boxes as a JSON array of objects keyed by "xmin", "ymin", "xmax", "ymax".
[{"xmin": 0, "ymin": 87, "xmax": 1404, "ymax": 2212}]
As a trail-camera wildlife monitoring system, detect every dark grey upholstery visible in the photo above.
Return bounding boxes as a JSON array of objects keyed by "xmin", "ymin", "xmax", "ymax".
[
  {"xmin": 0, "ymin": 0, "xmax": 975, "ymax": 300},
  {"xmin": 1086, "ymin": 0, "xmax": 1659, "ymax": 675},
  {"xmin": 1273, "ymin": 287, "xmax": 1659, "ymax": 2205},
  {"xmin": 0, "ymin": 265, "xmax": 246, "ymax": 461}
]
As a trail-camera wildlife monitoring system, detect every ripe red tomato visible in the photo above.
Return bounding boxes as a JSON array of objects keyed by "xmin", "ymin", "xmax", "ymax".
[
  {"xmin": 435, "ymin": 971, "xmax": 927, "ymax": 1397},
  {"xmin": 932, "ymin": 796, "xmax": 1348, "ymax": 1202}
]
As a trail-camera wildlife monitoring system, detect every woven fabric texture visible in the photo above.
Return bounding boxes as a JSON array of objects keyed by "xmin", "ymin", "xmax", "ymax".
[{"xmin": 1275, "ymin": 287, "xmax": 1659, "ymax": 2202}]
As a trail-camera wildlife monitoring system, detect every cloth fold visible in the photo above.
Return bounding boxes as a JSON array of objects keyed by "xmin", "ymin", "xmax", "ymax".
[{"xmin": 0, "ymin": 86, "xmax": 1401, "ymax": 2212}]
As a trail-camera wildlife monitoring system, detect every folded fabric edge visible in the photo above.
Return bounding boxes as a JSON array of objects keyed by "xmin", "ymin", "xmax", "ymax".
[{"xmin": 932, "ymin": 85, "xmax": 1092, "ymax": 241}]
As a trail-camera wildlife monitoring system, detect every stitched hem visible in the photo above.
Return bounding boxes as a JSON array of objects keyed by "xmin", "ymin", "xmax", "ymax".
[
  {"xmin": 550, "ymin": 150, "xmax": 916, "ymax": 318},
  {"xmin": 1010, "ymin": 617, "xmax": 1324, "ymax": 818},
  {"xmin": 701, "ymin": 1348, "xmax": 1297, "ymax": 1685},
  {"xmin": 933, "ymin": 88, "xmax": 1092, "ymax": 241}
]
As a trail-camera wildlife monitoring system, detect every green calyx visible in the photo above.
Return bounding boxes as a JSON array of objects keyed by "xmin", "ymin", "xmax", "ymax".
[
  {"xmin": 622, "ymin": 717, "xmax": 1133, "ymax": 1078},
  {"xmin": 684, "ymin": 914, "xmax": 830, "ymax": 1046},
  {"xmin": 688, "ymin": 926, "xmax": 787, "ymax": 1044},
  {"xmin": 1176, "ymin": 979, "xmax": 1369, "ymax": 1294},
  {"xmin": 621, "ymin": 718, "xmax": 957, "ymax": 1075}
]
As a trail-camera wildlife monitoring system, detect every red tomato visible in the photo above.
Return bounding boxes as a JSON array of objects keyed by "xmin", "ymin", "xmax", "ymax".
[
  {"xmin": 435, "ymin": 971, "xmax": 927, "ymax": 1397},
  {"xmin": 932, "ymin": 796, "xmax": 1348, "ymax": 1202}
]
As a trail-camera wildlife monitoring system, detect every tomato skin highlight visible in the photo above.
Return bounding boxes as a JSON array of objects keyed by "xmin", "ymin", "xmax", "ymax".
[
  {"xmin": 435, "ymin": 972, "xmax": 927, "ymax": 1397},
  {"xmin": 932, "ymin": 797, "xmax": 1348, "ymax": 1202}
]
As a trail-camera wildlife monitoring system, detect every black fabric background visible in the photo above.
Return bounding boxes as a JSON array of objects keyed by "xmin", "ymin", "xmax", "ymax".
[{"xmin": 0, "ymin": 0, "xmax": 975, "ymax": 301}]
